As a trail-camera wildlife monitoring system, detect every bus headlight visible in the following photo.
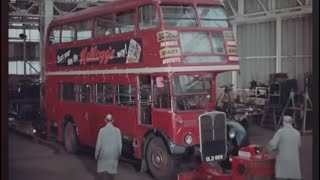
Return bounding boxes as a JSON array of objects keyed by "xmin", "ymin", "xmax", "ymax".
[
  {"xmin": 184, "ymin": 134, "xmax": 193, "ymax": 145},
  {"xmin": 228, "ymin": 130, "xmax": 236, "ymax": 139}
]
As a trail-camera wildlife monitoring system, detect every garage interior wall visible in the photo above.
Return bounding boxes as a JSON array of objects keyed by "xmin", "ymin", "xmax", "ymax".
[
  {"xmin": 236, "ymin": 21, "xmax": 276, "ymax": 88},
  {"xmin": 217, "ymin": 0, "xmax": 313, "ymax": 92},
  {"xmin": 281, "ymin": 16, "xmax": 312, "ymax": 91}
]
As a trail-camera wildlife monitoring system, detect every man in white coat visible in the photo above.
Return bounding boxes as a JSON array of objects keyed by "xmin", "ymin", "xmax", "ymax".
[
  {"xmin": 268, "ymin": 115, "xmax": 302, "ymax": 180},
  {"xmin": 95, "ymin": 114, "xmax": 122, "ymax": 180}
]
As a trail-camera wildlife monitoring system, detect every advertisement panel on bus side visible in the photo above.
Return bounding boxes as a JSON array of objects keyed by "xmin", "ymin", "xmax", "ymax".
[{"xmin": 56, "ymin": 38, "xmax": 142, "ymax": 66}]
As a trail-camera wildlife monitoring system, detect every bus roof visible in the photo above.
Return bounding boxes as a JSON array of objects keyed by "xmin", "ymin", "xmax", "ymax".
[{"xmin": 49, "ymin": 0, "xmax": 224, "ymax": 28}]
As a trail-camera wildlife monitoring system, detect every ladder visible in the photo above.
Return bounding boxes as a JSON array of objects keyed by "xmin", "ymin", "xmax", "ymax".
[
  {"xmin": 301, "ymin": 88, "xmax": 313, "ymax": 134},
  {"xmin": 260, "ymin": 104, "xmax": 282, "ymax": 130},
  {"xmin": 275, "ymin": 89, "xmax": 312, "ymax": 134}
]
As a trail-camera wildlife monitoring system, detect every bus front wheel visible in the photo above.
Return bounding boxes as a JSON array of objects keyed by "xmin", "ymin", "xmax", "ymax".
[
  {"xmin": 146, "ymin": 137, "xmax": 176, "ymax": 180},
  {"xmin": 64, "ymin": 122, "xmax": 78, "ymax": 153}
]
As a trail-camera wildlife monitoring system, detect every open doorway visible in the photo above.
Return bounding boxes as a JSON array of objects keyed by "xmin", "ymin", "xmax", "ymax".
[{"xmin": 138, "ymin": 75, "xmax": 152, "ymax": 125}]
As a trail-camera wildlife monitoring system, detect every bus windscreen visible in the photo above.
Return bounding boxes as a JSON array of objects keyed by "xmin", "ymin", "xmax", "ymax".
[
  {"xmin": 197, "ymin": 6, "xmax": 229, "ymax": 28},
  {"xmin": 161, "ymin": 5, "xmax": 197, "ymax": 27}
]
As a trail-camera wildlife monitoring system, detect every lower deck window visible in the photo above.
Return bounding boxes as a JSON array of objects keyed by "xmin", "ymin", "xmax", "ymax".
[
  {"xmin": 78, "ymin": 84, "xmax": 91, "ymax": 103},
  {"xmin": 115, "ymin": 84, "xmax": 136, "ymax": 106},
  {"xmin": 62, "ymin": 83, "xmax": 76, "ymax": 101},
  {"xmin": 60, "ymin": 83, "xmax": 91, "ymax": 103},
  {"xmin": 96, "ymin": 83, "xmax": 113, "ymax": 104}
]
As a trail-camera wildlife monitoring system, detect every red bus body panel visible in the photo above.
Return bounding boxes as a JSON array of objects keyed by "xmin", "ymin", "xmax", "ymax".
[{"xmin": 45, "ymin": 0, "xmax": 239, "ymax": 160}]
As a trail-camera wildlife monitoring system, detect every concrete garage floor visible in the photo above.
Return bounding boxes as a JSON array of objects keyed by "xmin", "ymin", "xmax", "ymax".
[
  {"xmin": 9, "ymin": 132, "xmax": 153, "ymax": 180},
  {"xmin": 9, "ymin": 124, "xmax": 313, "ymax": 180}
]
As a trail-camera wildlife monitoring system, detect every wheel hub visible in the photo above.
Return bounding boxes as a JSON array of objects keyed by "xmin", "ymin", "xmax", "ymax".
[{"xmin": 151, "ymin": 150, "xmax": 164, "ymax": 169}]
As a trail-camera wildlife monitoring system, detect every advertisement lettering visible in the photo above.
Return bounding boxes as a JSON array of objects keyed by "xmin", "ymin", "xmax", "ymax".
[
  {"xmin": 157, "ymin": 30, "xmax": 179, "ymax": 42},
  {"xmin": 227, "ymin": 47, "xmax": 238, "ymax": 55},
  {"xmin": 162, "ymin": 57, "xmax": 181, "ymax": 64},
  {"xmin": 160, "ymin": 41, "xmax": 178, "ymax": 48},
  {"xmin": 159, "ymin": 48, "xmax": 181, "ymax": 58},
  {"xmin": 56, "ymin": 38, "xmax": 142, "ymax": 66},
  {"xmin": 223, "ymin": 31, "xmax": 234, "ymax": 41}
]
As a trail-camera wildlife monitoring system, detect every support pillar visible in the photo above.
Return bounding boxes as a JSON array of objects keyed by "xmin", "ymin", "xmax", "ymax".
[
  {"xmin": 39, "ymin": 0, "xmax": 54, "ymax": 113},
  {"xmin": 276, "ymin": 18, "xmax": 282, "ymax": 73}
]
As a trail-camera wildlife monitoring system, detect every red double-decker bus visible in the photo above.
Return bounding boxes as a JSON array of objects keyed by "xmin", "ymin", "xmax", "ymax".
[{"xmin": 45, "ymin": 0, "xmax": 244, "ymax": 179}]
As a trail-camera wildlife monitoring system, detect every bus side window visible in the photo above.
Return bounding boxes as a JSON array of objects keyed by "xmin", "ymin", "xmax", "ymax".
[
  {"xmin": 61, "ymin": 24, "xmax": 76, "ymax": 43},
  {"xmin": 96, "ymin": 83, "xmax": 113, "ymax": 104},
  {"xmin": 48, "ymin": 26, "xmax": 61, "ymax": 45},
  {"xmin": 116, "ymin": 84, "xmax": 136, "ymax": 107},
  {"xmin": 76, "ymin": 20, "xmax": 93, "ymax": 40},
  {"xmin": 153, "ymin": 77, "xmax": 171, "ymax": 109},
  {"xmin": 95, "ymin": 14, "xmax": 114, "ymax": 37},
  {"xmin": 62, "ymin": 83, "xmax": 76, "ymax": 101},
  {"xmin": 115, "ymin": 10, "xmax": 135, "ymax": 34},
  {"xmin": 78, "ymin": 84, "xmax": 92, "ymax": 103},
  {"xmin": 139, "ymin": 4, "xmax": 159, "ymax": 30}
]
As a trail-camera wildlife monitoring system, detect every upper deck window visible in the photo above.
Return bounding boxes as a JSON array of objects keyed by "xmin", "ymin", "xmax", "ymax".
[
  {"xmin": 197, "ymin": 6, "xmax": 228, "ymax": 28},
  {"xmin": 139, "ymin": 5, "xmax": 159, "ymax": 30},
  {"xmin": 161, "ymin": 5, "xmax": 196, "ymax": 27},
  {"xmin": 75, "ymin": 20, "xmax": 93, "ymax": 40},
  {"xmin": 95, "ymin": 14, "xmax": 114, "ymax": 37},
  {"xmin": 61, "ymin": 24, "xmax": 76, "ymax": 43},
  {"xmin": 60, "ymin": 19, "xmax": 93, "ymax": 43},
  {"xmin": 180, "ymin": 31, "xmax": 227, "ymax": 63},
  {"xmin": 212, "ymin": 32, "xmax": 226, "ymax": 53},
  {"xmin": 115, "ymin": 10, "xmax": 135, "ymax": 34},
  {"xmin": 48, "ymin": 26, "xmax": 61, "ymax": 45},
  {"xmin": 180, "ymin": 32, "xmax": 211, "ymax": 54}
]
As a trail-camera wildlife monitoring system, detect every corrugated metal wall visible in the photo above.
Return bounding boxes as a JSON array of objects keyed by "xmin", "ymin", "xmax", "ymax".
[
  {"xmin": 236, "ymin": 21, "xmax": 276, "ymax": 88},
  {"xmin": 230, "ymin": 1, "xmax": 313, "ymax": 91},
  {"xmin": 281, "ymin": 15, "xmax": 312, "ymax": 90}
]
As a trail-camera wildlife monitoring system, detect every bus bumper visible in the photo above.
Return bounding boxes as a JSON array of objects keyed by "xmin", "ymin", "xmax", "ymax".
[{"xmin": 169, "ymin": 142, "xmax": 201, "ymax": 156}]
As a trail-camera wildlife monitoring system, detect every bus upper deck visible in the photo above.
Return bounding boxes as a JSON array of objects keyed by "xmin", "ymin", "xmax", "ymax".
[{"xmin": 46, "ymin": 0, "xmax": 239, "ymax": 73}]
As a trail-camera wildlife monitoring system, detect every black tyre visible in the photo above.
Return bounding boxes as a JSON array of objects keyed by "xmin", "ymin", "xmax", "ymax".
[
  {"xmin": 146, "ymin": 137, "xmax": 176, "ymax": 180},
  {"xmin": 64, "ymin": 122, "xmax": 78, "ymax": 153}
]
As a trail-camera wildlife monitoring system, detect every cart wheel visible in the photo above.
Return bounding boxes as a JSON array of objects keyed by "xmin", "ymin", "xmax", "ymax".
[{"xmin": 146, "ymin": 137, "xmax": 176, "ymax": 180}]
